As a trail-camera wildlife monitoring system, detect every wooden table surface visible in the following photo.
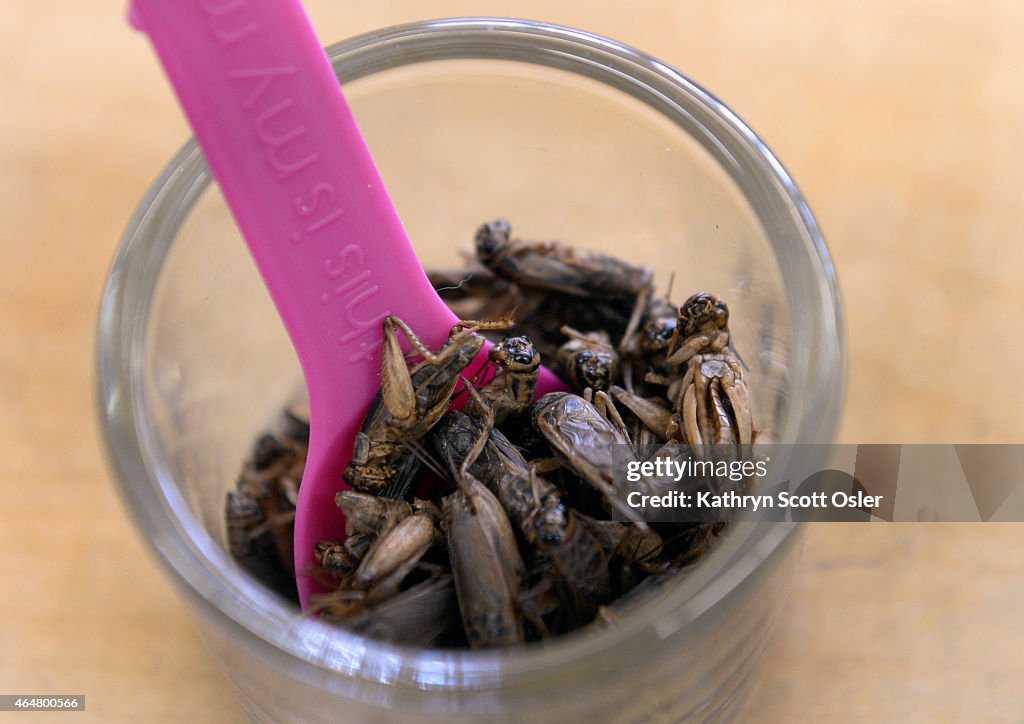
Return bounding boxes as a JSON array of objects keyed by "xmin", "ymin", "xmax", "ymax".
[{"xmin": 3, "ymin": 2, "xmax": 1023, "ymax": 721}]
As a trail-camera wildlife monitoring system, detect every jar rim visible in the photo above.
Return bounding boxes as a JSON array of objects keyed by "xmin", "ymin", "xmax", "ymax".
[{"xmin": 97, "ymin": 16, "xmax": 844, "ymax": 692}]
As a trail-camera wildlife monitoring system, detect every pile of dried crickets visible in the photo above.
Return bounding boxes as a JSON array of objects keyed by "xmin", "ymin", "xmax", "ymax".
[{"xmin": 226, "ymin": 219, "xmax": 755, "ymax": 649}]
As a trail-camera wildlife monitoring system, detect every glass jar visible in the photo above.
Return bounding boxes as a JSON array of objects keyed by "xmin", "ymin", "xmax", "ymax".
[{"xmin": 97, "ymin": 18, "xmax": 844, "ymax": 722}]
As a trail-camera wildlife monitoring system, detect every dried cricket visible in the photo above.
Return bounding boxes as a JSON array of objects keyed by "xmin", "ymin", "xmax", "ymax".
[
  {"xmin": 344, "ymin": 314, "xmax": 512, "ymax": 498},
  {"xmin": 464, "ymin": 335, "xmax": 540, "ymax": 425},
  {"xmin": 557, "ymin": 326, "xmax": 620, "ymax": 393},
  {"xmin": 524, "ymin": 491, "xmax": 612, "ymax": 624},
  {"xmin": 475, "ymin": 219, "xmax": 653, "ymax": 300},
  {"xmin": 434, "ymin": 394, "xmax": 613, "ymax": 627},
  {"xmin": 443, "ymin": 473, "xmax": 527, "ymax": 648},
  {"xmin": 225, "ymin": 489, "xmax": 269, "ymax": 561},
  {"xmin": 662, "ymin": 295, "xmax": 755, "ymax": 457},
  {"xmin": 224, "ymin": 402, "xmax": 311, "ymax": 600},
  {"xmin": 531, "ymin": 391, "xmax": 643, "ymax": 523},
  {"xmin": 310, "ymin": 500, "xmax": 444, "ymax": 627},
  {"xmin": 667, "ymin": 292, "xmax": 732, "ymax": 365},
  {"xmin": 350, "ymin": 509, "xmax": 439, "ymax": 598},
  {"xmin": 617, "ymin": 287, "xmax": 678, "ymax": 357},
  {"xmin": 225, "ymin": 486, "xmax": 297, "ymax": 599},
  {"xmin": 434, "ymin": 411, "xmax": 541, "ymax": 531}
]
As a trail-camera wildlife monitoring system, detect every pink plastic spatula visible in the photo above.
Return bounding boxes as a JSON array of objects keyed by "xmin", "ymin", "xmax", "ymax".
[{"xmin": 129, "ymin": 0, "xmax": 566, "ymax": 608}]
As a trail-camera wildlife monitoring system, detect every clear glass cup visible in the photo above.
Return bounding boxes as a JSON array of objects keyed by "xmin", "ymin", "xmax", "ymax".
[{"xmin": 98, "ymin": 18, "xmax": 844, "ymax": 723}]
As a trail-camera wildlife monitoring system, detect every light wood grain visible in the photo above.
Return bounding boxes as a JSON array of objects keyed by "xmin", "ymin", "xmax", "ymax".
[{"xmin": 2, "ymin": 2, "xmax": 1023, "ymax": 721}]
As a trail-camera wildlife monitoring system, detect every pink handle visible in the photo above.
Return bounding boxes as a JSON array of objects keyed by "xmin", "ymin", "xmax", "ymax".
[
  {"xmin": 130, "ymin": 0, "xmax": 456, "ymax": 585},
  {"xmin": 129, "ymin": 2, "xmax": 457, "ymax": 356},
  {"xmin": 131, "ymin": 0, "xmax": 567, "ymax": 609}
]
